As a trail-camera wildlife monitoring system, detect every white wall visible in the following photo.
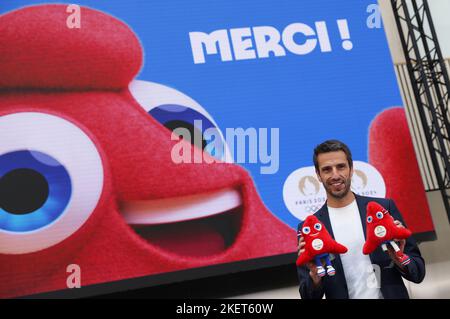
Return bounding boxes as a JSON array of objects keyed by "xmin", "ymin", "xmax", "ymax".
[
  {"xmin": 378, "ymin": 0, "xmax": 450, "ymax": 63},
  {"xmin": 428, "ymin": 0, "xmax": 450, "ymax": 58},
  {"xmin": 378, "ymin": 0, "xmax": 450, "ymax": 64},
  {"xmin": 378, "ymin": 0, "xmax": 406, "ymax": 64},
  {"xmin": 406, "ymin": 191, "xmax": 450, "ymax": 298}
]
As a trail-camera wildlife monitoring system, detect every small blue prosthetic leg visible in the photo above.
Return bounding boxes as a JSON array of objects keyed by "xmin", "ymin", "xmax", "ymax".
[{"xmin": 314, "ymin": 253, "xmax": 336, "ymax": 277}]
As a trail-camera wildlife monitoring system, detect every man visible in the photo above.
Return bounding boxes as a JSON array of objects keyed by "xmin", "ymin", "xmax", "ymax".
[{"xmin": 296, "ymin": 140, "xmax": 425, "ymax": 299}]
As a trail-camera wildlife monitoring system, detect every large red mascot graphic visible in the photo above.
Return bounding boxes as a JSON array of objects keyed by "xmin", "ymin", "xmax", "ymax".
[
  {"xmin": 368, "ymin": 107, "xmax": 435, "ymax": 239},
  {"xmin": 0, "ymin": 5, "xmax": 296, "ymax": 298}
]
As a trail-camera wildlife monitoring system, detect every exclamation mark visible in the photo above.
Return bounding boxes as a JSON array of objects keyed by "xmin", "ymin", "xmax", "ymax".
[{"xmin": 337, "ymin": 19, "xmax": 353, "ymax": 50}]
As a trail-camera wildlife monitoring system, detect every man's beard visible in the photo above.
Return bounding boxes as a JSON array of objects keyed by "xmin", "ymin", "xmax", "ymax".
[{"xmin": 324, "ymin": 179, "xmax": 352, "ymax": 200}]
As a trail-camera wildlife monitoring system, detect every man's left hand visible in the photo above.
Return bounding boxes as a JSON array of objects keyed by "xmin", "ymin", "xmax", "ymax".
[{"xmin": 386, "ymin": 220, "xmax": 407, "ymax": 269}]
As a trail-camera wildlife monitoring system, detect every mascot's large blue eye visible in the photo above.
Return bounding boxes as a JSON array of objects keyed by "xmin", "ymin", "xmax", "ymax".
[
  {"xmin": 150, "ymin": 104, "xmax": 224, "ymax": 159},
  {"xmin": 0, "ymin": 112, "xmax": 103, "ymax": 255},
  {"xmin": 0, "ymin": 150, "xmax": 72, "ymax": 232},
  {"xmin": 128, "ymin": 80, "xmax": 231, "ymax": 162}
]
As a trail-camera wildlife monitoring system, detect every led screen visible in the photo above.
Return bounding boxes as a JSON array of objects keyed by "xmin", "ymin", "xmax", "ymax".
[{"xmin": 0, "ymin": 0, "xmax": 435, "ymax": 298}]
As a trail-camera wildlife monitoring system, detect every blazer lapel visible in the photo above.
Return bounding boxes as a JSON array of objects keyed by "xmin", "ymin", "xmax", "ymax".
[{"xmin": 355, "ymin": 193, "xmax": 368, "ymax": 239}]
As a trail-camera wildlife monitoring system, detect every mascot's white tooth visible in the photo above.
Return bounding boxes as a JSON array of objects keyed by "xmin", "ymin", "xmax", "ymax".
[{"xmin": 121, "ymin": 187, "xmax": 242, "ymax": 225}]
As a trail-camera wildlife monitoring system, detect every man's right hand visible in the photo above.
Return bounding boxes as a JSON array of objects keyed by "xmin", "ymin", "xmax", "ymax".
[{"xmin": 298, "ymin": 235, "xmax": 322, "ymax": 287}]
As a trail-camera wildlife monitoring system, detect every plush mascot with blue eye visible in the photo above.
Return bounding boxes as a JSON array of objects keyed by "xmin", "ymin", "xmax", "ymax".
[{"xmin": 296, "ymin": 215, "xmax": 348, "ymax": 277}]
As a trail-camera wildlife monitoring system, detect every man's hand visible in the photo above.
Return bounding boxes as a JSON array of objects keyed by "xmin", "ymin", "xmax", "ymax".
[
  {"xmin": 386, "ymin": 220, "xmax": 407, "ymax": 269},
  {"xmin": 298, "ymin": 235, "xmax": 322, "ymax": 287}
]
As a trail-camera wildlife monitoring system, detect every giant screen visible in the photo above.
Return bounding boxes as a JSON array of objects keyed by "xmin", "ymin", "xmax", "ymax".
[{"xmin": 0, "ymin": 0, "xmax": 435, "ymax": 297}]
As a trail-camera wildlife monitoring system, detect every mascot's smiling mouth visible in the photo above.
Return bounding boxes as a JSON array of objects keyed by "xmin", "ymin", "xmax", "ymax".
[{"xmin": 120, "ymin": 187, "xmax": 243, "ymax": 257}]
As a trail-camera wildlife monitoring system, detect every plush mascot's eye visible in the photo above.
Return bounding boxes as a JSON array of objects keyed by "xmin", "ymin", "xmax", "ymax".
[
  {"xmin": 314, "ymin": 223, "xmax": 322, "ymax": 231},
  {"xmin": 0, "ymin": 112, "xmax": 103, "ymax": 254},
  {"xmin": 376, "ymin": 212, "xmax": 384, "ymax": 219},
  {"xmin": 129, "ymin": 80, "xmax": 232, "ymax": 162},
  {"xmin": 302, "ymin": 226, "xmax": 311, "ymax": 235},
  {"xmin": 367, "ymin": 216, "xmax": 373, "ymax": 223}
]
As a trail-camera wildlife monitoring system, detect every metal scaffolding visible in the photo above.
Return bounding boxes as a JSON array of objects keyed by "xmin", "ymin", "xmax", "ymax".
[{"xmin": 391, "ymin": 0, "xmax": 450, "ymax": 222}]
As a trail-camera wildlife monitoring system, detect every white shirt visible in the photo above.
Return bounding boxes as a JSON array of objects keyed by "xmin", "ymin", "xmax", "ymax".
[{"xmin": 328, "ymin": 200, "xmax": 383, "ymax": 299}]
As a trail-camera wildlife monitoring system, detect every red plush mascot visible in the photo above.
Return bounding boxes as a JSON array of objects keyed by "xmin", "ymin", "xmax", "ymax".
[
  {"xmin": 362, "ymin": 201, "xmax": 412, "ymax": 266},
  {"xmin": 0, "ymin": 5, "xmax": 296, "ymax": 298},
  {"xmin": 296, "ymin": 215, "xmax": 347, "ymax": 277}
]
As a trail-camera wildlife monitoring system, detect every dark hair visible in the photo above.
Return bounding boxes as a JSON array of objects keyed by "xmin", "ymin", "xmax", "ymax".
[{"xmin": 313, "ymin": 140, "xmax": 353, "ymax": 172}]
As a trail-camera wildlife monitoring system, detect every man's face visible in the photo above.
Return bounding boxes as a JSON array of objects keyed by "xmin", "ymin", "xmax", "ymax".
[{"xmin": 316, "ymin": 151, "xmax": 353, "ymax": 200}]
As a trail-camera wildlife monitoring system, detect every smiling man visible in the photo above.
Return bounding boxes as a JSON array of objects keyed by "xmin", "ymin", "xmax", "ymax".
[{"xmin": 296, "ymin": 140, "xmax": 425, "ymax": 299}]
